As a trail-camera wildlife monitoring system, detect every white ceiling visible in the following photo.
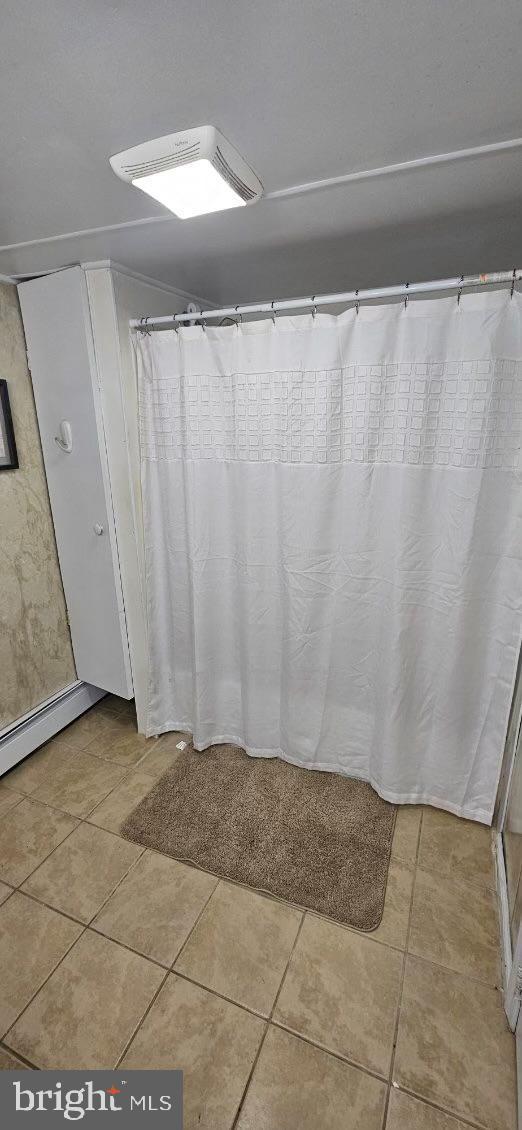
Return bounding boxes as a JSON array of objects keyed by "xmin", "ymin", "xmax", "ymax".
[{"xmin": 1, "ymin": 0, "xmax": 521, "ymax": 303}]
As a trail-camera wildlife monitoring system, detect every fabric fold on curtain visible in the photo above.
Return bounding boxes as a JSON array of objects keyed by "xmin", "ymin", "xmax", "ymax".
[{"xmin": 137, "ymin": 290, "xmax": 522, "ymax": 823}]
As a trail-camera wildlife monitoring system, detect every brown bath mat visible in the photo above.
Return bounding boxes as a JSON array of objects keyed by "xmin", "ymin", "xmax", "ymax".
[{"xmin": 121, "ymin": 742, "xmax": 396, "ymax": 931}]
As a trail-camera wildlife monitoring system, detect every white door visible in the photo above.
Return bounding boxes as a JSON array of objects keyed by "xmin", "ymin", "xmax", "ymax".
[{"xmin": 18, "ymin": 267, "xmax": 133, "ymax": 697}]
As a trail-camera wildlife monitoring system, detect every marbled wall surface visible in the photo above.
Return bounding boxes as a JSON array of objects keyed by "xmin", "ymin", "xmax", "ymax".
[{"xmin": 0, "ymin": 281, "xmax": 76, "ymax": 728}]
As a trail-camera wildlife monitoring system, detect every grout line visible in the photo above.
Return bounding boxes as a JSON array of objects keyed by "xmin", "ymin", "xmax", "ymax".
[
  {"xmin": 15, "ymin": 833, "xmax": 147, "ymax": 931},
  {"xmin": 112, "ymin": 872, "xmax": 223, "ymax": 1068},
  {"xmin": 2, "ymin": 923, "xmax": 89, "ymax": 1054},
  {"xmin": 380, "ymin": 807, "xmax": 424, "ymax": 1128},
  {"xmin": 399, "ymin": 948, "xmax": 502, "ymax": 992},
  {"xmin": 304, "ymin": 905, "xmax": 408, "ymax": 956},
  {"xmin": 267, "ymin": 912, "xmax": 306, "ymax": 1022},
  {"xmin": 114, "ymin": 969, "xmax": 171, "ymax": 1069},
  {"xmin": 168, "ymin": 878, "xmax": 221, "ymax": 971},
  {"xmin": 170, "ymin": 967, "xmax": 270, "ymax": 1023},
  {"xmin": 8, "ymin": 816, "xmax": 81, "ymax": 892},
  {"xmin": 14, "ymin": 887, "xmax": 91, "ymax": 929},
  {"xmin": 83, "ymin": 844, "xmax": 148, "ymax": 929},
  {"xmin": 389, "ymin": 1083, "xmax": 497, "ymax": 1130},
  {"xmin": 0, "ymin": 793, "xmax": 25, "ymax": 820},
  {"xmin": 0, "ymin": 1040, "xmax": 40, "ymax": 1070},
  {"xmin": 0, "ymin": 780, "xmax": 27, "ymax": 796},
  {"xmin": 269, "ymin": 1017, "xmax": 389, "ymax": 1085},
  {"xmin": 413, "ymin": 860, "xmax": 497, "ymax": 897},
  {"xmin": 231, "ymin": 910, "xmax": 306, "ymax": 1129},
  {"xmin": 230, "ymin": 1021, "xmax": 271, "ymax": 1130}
]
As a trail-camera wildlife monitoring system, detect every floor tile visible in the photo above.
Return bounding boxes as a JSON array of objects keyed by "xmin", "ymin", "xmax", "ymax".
[
  {"xmin": 136, "ymin": 737, "xmax": 185, "ymax": 778},
  {"xmin": 99, "ymin": 694, "xmax": 135, "ymax": 717},
  {"xmin": 85, "ymin": 713, "xmax": 152, "ymax": 767},
  {"xmin": 236, "ymin": 1025, "xmax": 386, "ymax": 1130},
  {"xmin": 386, "ymin": 1089, "xmax": 474, "ymax": 1129},
  {"xmin": 409, "ymin": 868, "xmax": 500, "ymax": 984},
  {"xmin": 87, "ymin": 769, "xmax": 158, "ymax": 833},
  {"xmin": 0, "ymin": 892, "xmax": 81, "ymax": 1037},
  {"xmin": 391, "ymin": 807, "xmax": 422, "ymax": 865},
  {"xmin": 122, "ymin": 974, "xmax": 265, "ymax": 1130},
  {"xmin": 0, "ymin": 799, "xmax": 78, "ymax": 886},
  {"xmin": 0, "ymin": 883, "xmax": 12, "ymax": 907},
  {"xmin": 418, "ymin": 808, "xmax": 494, "ymax": 889},
  {"xmin": 23, "ymin": 823, "xmax": 143, "ymax": 923},
  {"xmin": 0, "ymin": 1045, "xmax": 29, "ymax": 1069},
  {"xmin": 273, "ymin": 913, "xmax": 402, "ymax": 1076},
  {"xmin": 4, "ymin": 741, "xmax": 76, "ymax": 795},
  {"xmin": 364, "ymin": 859, "xmax": 413, "ymax": 950},
  {"xmin": 52, "ymin": 706, "xmax": 123, "ymax": 752},
  {"xmin": 7, "ymin": 930, "xmax": 164, "ymax": 1069},
  {"xmin": 0, "ymin": 783, "xmax": 23, "ymax": 818},
  {"xmin": 394, "ymin": 955, "xmax": 516, "ymax": 1130},
  {"xmin": 30, "ymin": 750, "xmax": 127, "ymax": 817},
  {"xmin": 94, "ymin": 850, "xmax": 217, "ymax": 965},
  {"xmin": 175, "ymin": 881, "xmax": 302, "ymax": 1015}
]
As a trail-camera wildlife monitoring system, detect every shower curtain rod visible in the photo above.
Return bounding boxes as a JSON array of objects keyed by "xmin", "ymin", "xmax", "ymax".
[{"xmin": 130, "ymin": 268, "xmax": 521, "ymax": 329}]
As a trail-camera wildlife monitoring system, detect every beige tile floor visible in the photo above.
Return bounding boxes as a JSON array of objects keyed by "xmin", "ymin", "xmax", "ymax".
[{"xmin": 0, "ymin": 695, "xmax": 516, "ymax": 1130}]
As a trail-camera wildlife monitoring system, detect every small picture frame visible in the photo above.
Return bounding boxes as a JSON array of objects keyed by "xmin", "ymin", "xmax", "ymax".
[{"xmin": 0, "ymin": 379, "xmax": 18, "ymax": 470}]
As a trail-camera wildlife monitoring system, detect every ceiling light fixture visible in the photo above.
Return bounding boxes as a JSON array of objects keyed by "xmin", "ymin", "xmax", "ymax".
[{"xmin": 110, "ymin": 126, "xmax": 263, "ymax": 219}]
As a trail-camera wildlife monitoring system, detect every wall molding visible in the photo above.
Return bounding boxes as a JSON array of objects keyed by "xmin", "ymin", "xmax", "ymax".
[
  {"xmin": 82, "ymin": 260, "xmax": 214, "ymax": 306},
  {"xmin": 0, "ymin": 681, "xmax": 106, "ymax": 777}
]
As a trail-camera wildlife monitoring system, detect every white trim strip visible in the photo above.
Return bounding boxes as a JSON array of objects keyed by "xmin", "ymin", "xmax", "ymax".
[
  {"xmin": 1, "ymin": 135, "xmax": 521, "ymax": 255},
  {"xmin": 494, "ymin": 831, "xmax": 515, "ymax": 1017},
  {"xmin": 266, "ymin": 136, "xmax": 522, "ymax": 201}
]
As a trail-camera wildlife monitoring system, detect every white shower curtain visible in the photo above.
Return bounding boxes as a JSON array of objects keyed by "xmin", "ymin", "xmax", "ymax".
[{"xmin": 137, "ymin": 290, "xmax": 522, "ymax": 823}]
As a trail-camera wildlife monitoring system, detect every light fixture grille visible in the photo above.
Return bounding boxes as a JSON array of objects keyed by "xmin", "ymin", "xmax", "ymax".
[
  {"xmin": 123, "ymin": 141, "xmax": 201, "ymax": 178},
  {"xmin": 213, "ymin": 147, "xmax": 257, "ymax": 202}
]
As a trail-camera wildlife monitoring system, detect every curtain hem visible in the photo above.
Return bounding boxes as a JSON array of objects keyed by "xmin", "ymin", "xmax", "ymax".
[{"xmin": 148, "ymin": 721, "xmax": 493, "ymax": 825}]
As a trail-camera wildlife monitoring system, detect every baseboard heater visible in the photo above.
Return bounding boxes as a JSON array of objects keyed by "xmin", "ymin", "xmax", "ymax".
[{"xmin": 0, "ymin": 681, "xmax": 106, "ymax": 777}]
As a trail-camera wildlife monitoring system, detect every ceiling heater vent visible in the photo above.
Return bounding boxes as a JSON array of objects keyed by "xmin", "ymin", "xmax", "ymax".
[{"xmin": 110, "ymin": 125, "xmax": 263, "ymax": 218}]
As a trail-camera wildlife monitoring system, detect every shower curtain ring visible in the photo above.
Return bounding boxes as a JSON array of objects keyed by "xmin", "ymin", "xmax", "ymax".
[
  {"xmin": 511, "ymin": 268, "xmax": 517, "ymax": 299},
  {"xmin": 235, "ymin": 305, "xmax": 243, "ymax": 325},
  {"xmin": 457, "ymin": 275, "xmax": 464, "ymax": 306},
  {"xmin": 355, "ymin": 289, "xmax": 360, "ymax": 316},
  {"xmin": 271, "ymin": 301, "xmax": 277, "ymax": 326},
  {"xmin": 404, "ymin": 283, "xmax": 409, "ymax": 310},
  {"xmin": 311, "ymin": 296, "xmax": 317, "ymax": 320}
]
